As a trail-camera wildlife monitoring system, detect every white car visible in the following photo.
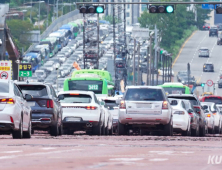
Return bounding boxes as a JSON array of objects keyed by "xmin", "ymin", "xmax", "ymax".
[
  {"xmin": 0, "ymin": 80, "xmax": 32, "ymax": 139},
  {"xmin": 58, "ymin": 90, "xmax": 105, "ymax": 135},
  {"xmin": 118, "ymin": 86, "xmax": 173, "ymax": 136},
  {"xmin": 169, "ymin": 99, "xmax": 191, "ymax": 136},
  {"xmin": 201, "ymin": 102, "xmax": 220, "ymax": 134}
]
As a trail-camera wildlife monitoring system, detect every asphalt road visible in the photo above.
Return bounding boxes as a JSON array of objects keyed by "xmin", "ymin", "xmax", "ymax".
[
  {"xmin": 173, "ymin": 30, "xmax": 222, "ymax": 96},
  {"xmin": 1, "ymin": 134, "xmax": 222, "ymax": 170}
]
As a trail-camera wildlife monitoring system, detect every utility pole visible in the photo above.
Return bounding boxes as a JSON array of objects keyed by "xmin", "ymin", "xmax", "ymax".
[
  {"xmin": 113, "ymin": 5, "xmax": 116, "ymax": 84},
  {"xmin": 156, "ymin": 51, "xmax": 159, "ymax": 85},
  {"xmin": 162, "ymin": 54, "xmax": 165, "ymax": 84},
  {"xmin": 47, "ymin": 0, "xmax": 49, "ymax": 27},
  {"xmin": 149, "ymin": 35, "xmax": 152, "ymax": 86},
  {"xmin": 38, "ymin": 1, "xmax": 40, "ymax": 29},
  {"xmin": 146, "ymin": 46, "xmax": 149, "ymax": 85},
  {"xmin": 133, "ymin": 39, "xmax": 136, "ymax": 85},
  {"xmin": 97, "ymin": 13, "xmax": 99, "ymax": 69},
  {"xmin": 30, "ymin": 0, "xmax": 32, "ymax": 23},
  {"xmin": 188, "ymin": 62, "xmax": 190, "ymax": 87},
  {"xmin": 137, "ymin": 43, "xmax": 140, "ymax": 85},
  {"xmin": 56, "ymin": 0, "xmax": 58, "ymax": 18}
]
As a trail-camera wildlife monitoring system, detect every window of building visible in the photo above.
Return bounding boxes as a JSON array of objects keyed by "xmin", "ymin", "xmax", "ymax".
[
  {"xmin": 126, "ymin": 12, "xmax": 130, "ymax": 17},
  {"xmin": 127, "ymin": 4, "xmax": 130, "ymax": 9}
]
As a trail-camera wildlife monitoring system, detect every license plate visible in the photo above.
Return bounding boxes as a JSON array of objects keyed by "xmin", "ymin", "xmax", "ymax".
[
  {"xmin": 137, "ymin": 104, "xmax": 152, "ymax": 108},
  {"xmin": 27, "ymin": 102, "xmax": 35, "ymax": 107},
  {"xmin": 66, "ymin": 117, "xmax": 81, "ymax": 122}
]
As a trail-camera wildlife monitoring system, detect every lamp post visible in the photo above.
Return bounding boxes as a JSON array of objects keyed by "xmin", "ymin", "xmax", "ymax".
[{"xmin": 38, "ymin": 1, "xmax": 45, "ymax": 29}]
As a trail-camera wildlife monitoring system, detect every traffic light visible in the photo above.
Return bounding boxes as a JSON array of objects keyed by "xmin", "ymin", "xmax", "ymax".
[
  {"xmin": 148, "ymin": 5, "xmax": 174, "ymax": 13},
  {"xmin": 201, "ymin": 83, "xmax": 205, "ymax": 87},
  {"xmin": 216, "ymin": 5, "xmax": 222, "ymax": 14},
  {"xmin": 79, "ymin": 6, "xmax": 104, "ymax": 14}
]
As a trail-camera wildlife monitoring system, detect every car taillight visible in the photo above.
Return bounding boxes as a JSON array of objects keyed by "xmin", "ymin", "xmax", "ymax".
[
  {"xmin": 10, "ymin": 116, "xmax": 14, "ymax": 123},
  {"xmin": 47, "ymin": 100, "xmax": 53, "ymax": 108},
  {"xmin": 85, "ymin": 106, "xmax": 97, "ymax": 110},
  {"xmin": 203, "ymin": 26, "xmax": 205, "ymax": 28},
  {"xmin": 162, "ymin": 101, "xmax": 168, "ymax": 109},
  {"xmin": 188, "ymin": 112, "xmax": 193, "ymax": 117},
  {"xmin": 212, "ymin": 112, "xmax": 217, "ymax": 115},
  {"xmin": 174, "ymin": 111, "xmax": 185, "ymax": 115},
  {"xmin": 0, "ymin": 98, "xmax": 15, "ymax": 104},
  {"xmin": 120, "ymin": 100, "xmax": 126, "ymax": 109},
  {"xmin": 207, "ymin": 114, "xmax": 211, "ymax": 117}
]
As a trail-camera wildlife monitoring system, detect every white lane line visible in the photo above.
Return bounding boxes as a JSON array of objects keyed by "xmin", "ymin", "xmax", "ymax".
[
  {"xmin": 40, "ymin": 147, "xmax": 56, "ymax": 150},
  {"xmin": 181, "ymin": 151, "xmax": 194, "ymax": 154},
  {"xmin": 0, "ymin": 151, "xmax": 23, "ymax": 154},
  {"xmin": 149, "ymin": 158, "xmax": 168, "ymax": 162},
  {"xmin": 149, "ymin": 151, "xmax": 175, "ymax": 155},
  {"xmin": 0, "ymin": 149, "xmax": 83, "ymax": 160},
  {"xmin": 109, "ymin": 158, "xmax": 144, "ymax": 161}
]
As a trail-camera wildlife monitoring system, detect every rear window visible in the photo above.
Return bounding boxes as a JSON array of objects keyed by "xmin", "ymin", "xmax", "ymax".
[
  {"xmin": 204, "ymin": 97, "xmax": 222, "ymax": 104},
  {"xmin": 104, "ymin": 100, "xmax": 118, "ymax": 109},
  {"xmin": 0, "ymin": 82, "xmax": 9, "ymax": 93},
  {"xmin": 58, "ymin": 94, "xmax": 92, "ymax": 103},
  {"xmin": 168, "ymin": 96, "xmax": 198, "ymax": 105},
  {"xmin": 125, "ymin": 88, "xmax": 164, "ymax": 101},
  {"xmin": 18, "ymin": 85, "xmax": 48, "ymax": 97}
]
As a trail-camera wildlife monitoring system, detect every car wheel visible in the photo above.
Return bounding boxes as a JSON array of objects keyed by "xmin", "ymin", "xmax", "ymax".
[
  {"xmin": 12, "ymin": 118, "xmax": 23, "ymax": 139},
  {"xmin": 118, "ymin": 121, "xmax": 127, "ymax": 135},
  {"xmin": 92, "ymin": 122, "xmax": 102, "ymax": 136},
  {"xmin": 59, "ymin": 123, "xmax": 63, "ymax": 136},
  {"xmin": 182, "ymin": 125, "xmax": 191, "ymax": 136},
  {"xmin": 215, "ymin": 126, "xmax": 220, "ymax": 134},
  {"xmin": 23, "ymin": 120, "xmax": 31, "ymax": 139},
  {"xmin": 50, "ymin": 122, "xmax": 59, "ymax": 136},
  {"xmin": 163, "ymin": 118, "xmax": 173, "ymax": 136},
  {"xmin": 191, "ymin": 124, "xmax": 199, "ymax": 136},
  {"xmin": 109, "ymin": 125, "xmax": 113, "ymax": 135},
  {"xmin": 199, "ymin": 125, "xmax": 206, "ymax": 137}
]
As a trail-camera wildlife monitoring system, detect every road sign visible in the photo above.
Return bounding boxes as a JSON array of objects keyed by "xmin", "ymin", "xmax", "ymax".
[
  {"xmin": 0, "ymin": 61, "xmax": 11, "ymax": 80},
  {"xmin": 19, "ymin": 63, "xmax": 32, "ymax": 77},
  {"xmin": 202, "ymin": 4, "xmax": 215, "ymax": 9},
  {"xmin": 206, "ymin": 79, "xmax": 213, "ymax": 87}
]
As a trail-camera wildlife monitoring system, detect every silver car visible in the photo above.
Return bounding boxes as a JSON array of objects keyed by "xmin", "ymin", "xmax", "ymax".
[
  {"xmin": 198, "ymin": 47, "xmax": 209, "ymax": 57},
  {"xmin": 118, "ymin": 86, "xmax": 173, "ymax": 136},
  {"xmin": 0, "ymin": 80, "xmax": 32, "ymax": 139}
]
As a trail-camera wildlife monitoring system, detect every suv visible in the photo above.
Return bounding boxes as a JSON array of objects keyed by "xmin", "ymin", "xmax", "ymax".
[
  {"xmin": 209, "ymin": 27, "xmax": 218, "ymax": 37},
  {"xmin": 198, "ymin": 47, "xmax": 209, "ymax": 58},
  {"xmin": 168, "ymin": 94, "xmax": 206, "ymax": 136},
  {"xmin": 203, "ymin": 63, "xmax": 214, "ymax": 72},
  {"xmin": 118, "ymin": 86, "xmax": 173, "ymax": 136},
  {"xmin": 16, "ymin": 82, "xmax": 63, "ymax": 136}
]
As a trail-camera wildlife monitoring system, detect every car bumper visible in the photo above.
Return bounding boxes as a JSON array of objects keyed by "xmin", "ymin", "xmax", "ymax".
[
  {"xmin": 63, "ymin": 119, "xmax": 99, "ymax": 131},
  {"xmin": 173, "ymin": 120, "xmax": 187, "ymax": 131},
  {"xmin": 119, "ymin": 109, "xmax": 171, "ymax": 126},
  {"xmin": 0, "ymin": 123, "xmax": 14, "ymax": 133}
]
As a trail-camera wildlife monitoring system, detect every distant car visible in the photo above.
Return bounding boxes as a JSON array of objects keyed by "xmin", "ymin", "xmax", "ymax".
[
  {"xmin": 0, "ymin": 80, "xmax": 32, "ymax": 139},
  {"xmin": 217, "ymin": 24, "xmax": 222, "ymax": 31},
  {"xmin": 203, "ymin": 63, "xmax": 214, "ymax": 72},
  {"xmin": 35, "ymin": 70, "xmax": 47, "ymax": 82},
  {"xmin": 203, "ymin": 23, "xmax": 210, "ymax": 30},
  {"xmin": 177, "ymin": 71, "xmax": 188, "ymax": 82},
  {"xmin": 217, "ymin": 37, "xmax": 222, "ymax": 45},
  {"xmin": 209, "ymin": 27, "xmax": 218, "ymax": 37},
  {"xmin": 16, "ymin": 82, "xmax": 63, "ymax": 136},
  {"xmin": 169, "ymin": 99, "xmax": 191, "ymax": 136},
  {"xmin": 202, "ymin": 92, "xmax": 213, "ymax": 96},
  {"xmin": 198, "ymin": 47, "xmax": 209, "ymax": 57},
  {"xmin": 218, "ymin": 79, "xmax": 222, "ymax": 88}
]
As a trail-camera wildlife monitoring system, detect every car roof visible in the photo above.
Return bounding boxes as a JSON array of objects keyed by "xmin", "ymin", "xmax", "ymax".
[
  {"xmin": 58, "ymin": 90, "xmax": 95, "ymax": 96},
  {"xmin": 15, "ymin": 81, "xmax": 49, "ymax": 86},
  {"xmin": 126, "ymin": 86, "xmax": 163, "ymax": 89},
  {"xmin": 200, "ymin": 47, "xmax": 208, "ymax": 49},
  {"xmin": 168, "ymin": 94, "xmax": 196, "ymax": 98},
  {"xmin": 201, "ymin": 102, "xmax": 215, "ymax": 105}
]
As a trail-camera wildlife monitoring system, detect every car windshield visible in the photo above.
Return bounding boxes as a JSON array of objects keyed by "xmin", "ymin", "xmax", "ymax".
[
  {"xmin": 58, "ymin": 94, "xmax": 92, "ymax": 103},
  {"xmin": 125, "ymin": 88, "xmax": 164, "ymax": 101},
  {"xmin": 168, "ymin": 96, "xmax": 198, "ymax": 106},
  {"xmin": 0, "ymin": 82, "xmax": 9, "ymax": 93},
  {"xmin": 104, "ymin": 100, "xmax": 118, "ymax": 109},
  {"xmin": 18, "ymin": 85, "xmax": 48, "ymax": 97},
  {"xmin": 204, "ymin": 97, "xmax": 222, "ymax": 104},
  {"xmin": 36, "ymin": 72, "xmax": 44, "ymax": 76}
]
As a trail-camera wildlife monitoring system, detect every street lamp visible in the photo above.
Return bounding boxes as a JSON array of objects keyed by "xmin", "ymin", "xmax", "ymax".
[{"xmin": 38, "ymin": 1, "xmax": 45, "ymax": 29}]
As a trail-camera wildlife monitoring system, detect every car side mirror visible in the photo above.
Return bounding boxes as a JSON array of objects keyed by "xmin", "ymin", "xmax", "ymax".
[
  {"xmin": 25, "ymin": 94, "xmax": 32, "ymax": 101},
  {"xmin": 58, "ymin": 94, "xmax": 64, "ymax": 101}
]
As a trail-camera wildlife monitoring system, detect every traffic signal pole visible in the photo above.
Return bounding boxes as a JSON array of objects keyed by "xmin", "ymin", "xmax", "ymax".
[
  {"xmin": 97, "ymin": 13, "xmax": 99, "ymax": 68},
  {"xmin": 137, "ymin": 43, "xmax": 140, "ymax": 85},
  {"xmin": 133, "ymin": 39, "xmax": 136, "ymax": 85},
  {"xmin": 83, "ymin": 13, "xmax": 86, "ymax": 69}
]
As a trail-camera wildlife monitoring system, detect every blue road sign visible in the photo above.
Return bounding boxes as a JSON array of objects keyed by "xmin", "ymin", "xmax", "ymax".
[{"xmin": 202, "ymin": 4, "xmax": 214, "ymax": 9}]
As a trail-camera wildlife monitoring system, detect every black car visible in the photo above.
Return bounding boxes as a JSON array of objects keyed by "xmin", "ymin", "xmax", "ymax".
[
  {"xmin": 168, "ymin": 94, "xmax": 206, "ymax": 137},
  {"xmin": 177, "ymin": 71, "xmax": 188, "ymax": 82},
  {"xmin": 203, "ymin": 63, "xmax": 214, "ymax": 72},
  {"xmin": 217, "ymin": 36, "xmax": 222, "ymax": 45},
  {"xmin": 16, "ymin": 82, "xmax": 63, "ymax": 136},
  {"xmin": 209, "ymin": 27, "xmax": 218, "ymax": 37},
  {"xmin": 202, "ymin": 23, "xmax": 210, "ymax": 30},
  {"xmin": 218, "ymin": 79, "xmax": 222, "ymax": 88}
]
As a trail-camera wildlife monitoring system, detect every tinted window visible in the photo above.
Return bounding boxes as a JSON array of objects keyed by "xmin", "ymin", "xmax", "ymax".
[
  {"xmin": 18, "ymin": 85, "xmax": 48, "ymax": 97},
  {"xmin": 59, "ymin": 94, "xmax": 91, "ymax": 103},
  {"xmin": 163, "ymin": 87, "xmax": 185, "ymax": 94},
  {"xmin": 0, "ymin": 82, "xmax": 9, "ymax": 93},
  {"xmin": 104, "ymin": 100, "xmax": 118, "ymax": 109},
  {"xmin": 125, "ymin": 88, "xmax": 164, "ymax": 101},
  {"xmin": 204, "ymin": 97, "xmax": 222, "ymax": 104},
  {"xmin": 168, "ymin": 96, "xmax": 198, "ymax": 105},
  {"xmin": 68, "ymin": 80, "xmax": 103, "ymax": 94}
]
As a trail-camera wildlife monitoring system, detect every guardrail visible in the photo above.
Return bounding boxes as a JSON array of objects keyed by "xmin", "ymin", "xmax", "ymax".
[{"xmin": 25, "ymin": 9, "xmax": 82, "ymax": 54}]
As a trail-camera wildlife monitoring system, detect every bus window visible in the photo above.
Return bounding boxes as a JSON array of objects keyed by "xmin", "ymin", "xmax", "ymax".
[{"xmin": 163, "ymin": 87, "xmax": 185, "ymax": 94}]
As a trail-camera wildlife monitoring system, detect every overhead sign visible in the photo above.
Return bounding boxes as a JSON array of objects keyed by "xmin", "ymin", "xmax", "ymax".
[
  {"xmin": 0, "ymin": 61, "xmax": 11, "ymax": 80},
  {"xmin": 206, "ymin": 79, "xmax": 213, "ymax": 87},
  {"xmin": 19, "ymin": 63, "xmax": 32, "ymax": 77},
  {"xmin": 202, "ymin": 4, "xmax": 215, "ymax": 9}
]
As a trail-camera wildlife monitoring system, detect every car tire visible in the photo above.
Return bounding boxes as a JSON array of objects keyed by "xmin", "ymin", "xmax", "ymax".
[
  {"xmin": 191, "ymin": 125, "xmax": 199, "ymax": 136},
  {"xmin": 50, "ymin": 122, "xmax": 59, "ymax": 136},
  {"xmin": 163, "ymin": 118, "xmax": 173, "ymax": 136},
  {"xmin": 23, "ymin": 120, "xmax": 31, "ymax": 139},
  {"xmin": 118, "ymin": 121, "xmax": 127, "ymax": 135},
  {"xmin": 182, "ymin": 125, "xmax": 191, "ymax": 136},
  {"xmin": 59, "ymin": 123, "xmax": 63, "ymax": 136},
  {"xmin": 92, "ymin": 122, "xmax": 102, "ymax": 136},
  {"xmin": 215, "ymin": 126, "xmax": 220, "ymax": 134},
  {"xmin": 12, "ymin": 118, "xmax": 23, "ymax": 139},
  {"xmin": 199, "ymin": 124, "xmax": 206, "ymax": 137},
  {"xmin": 101, "ymin": 123, "xmax": 105, "ymax": 136},
  {"xmin": 109, "ymin": 125, "xmax": 113, "ymax": 135}
]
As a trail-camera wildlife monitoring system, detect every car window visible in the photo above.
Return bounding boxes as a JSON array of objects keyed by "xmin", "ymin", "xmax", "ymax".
[
  {"xmin": 125, "ymin": 88, "xmax": 164, "ymax": 101},
  {"xmin": 204, "ymin": 97, "xmax": 222, "ymax": 104},
  {"xmin": 94, "ymin": 94, "xmax": 99, "ymax": 104},
  {"xmin": 18, "ymin": 85, "xmax": 48, "ymax": 97},
  {"xmin": 50, "ymin": 86, "xmax": 57, "ymax": 98},
  {"xmin": 0, "ymin": 82, "xmax": 9, "ymax": 93},
  {"xmin": 59, "ymin": 94, "xmax": 92, "ymax": 103}
]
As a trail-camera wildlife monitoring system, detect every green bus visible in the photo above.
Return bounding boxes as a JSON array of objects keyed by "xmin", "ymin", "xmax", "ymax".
[
  {"xmin": 40, "ymin": 37, "xmax": 58, "ymax": 57},
  {"xmin": 72, "ymin": 69, "xmax": 113, "ymax": 82},
  {"xmin": 68, "ymin": 22, "xmax": 79, "ymax": 38},
  {"xmin": 63, "ymin": 77, "xmax": 115, "ymax": 96},
  {"xmin": 158, "ymin": 82, "xmax": 190, "ymax": 95}
]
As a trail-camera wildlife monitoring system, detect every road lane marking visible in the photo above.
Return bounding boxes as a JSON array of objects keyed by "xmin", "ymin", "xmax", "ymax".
[
  {"xmin": 0, "ymin": 151, "xmax": 23, "ymax": 154},
  {"xmin": 172, "ymin": 30, "xmax": 197, "ymax": 67},
  {"xmin": 109, "ymin": 158, "xmax": 144, "ymax": 161},
  {"xmin": 40, "ymin": 147, "xmax": 56, "ymax": 150},
  {"xmin": 149, "ymin": 158, "xmax": 168, "ymax": 162}
]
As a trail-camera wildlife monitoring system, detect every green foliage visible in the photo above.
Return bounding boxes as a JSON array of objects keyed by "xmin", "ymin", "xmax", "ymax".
[
  {"xmin": 102, "ymin": 15, "xmax": 121, "ymax": 24},
  {"xmin": 6, "ymin": 19, "xmax": 33, "ymax": 51},
  {"xmin": 138, "ymin": 5, "xmax": 211, "ymax": 58}
]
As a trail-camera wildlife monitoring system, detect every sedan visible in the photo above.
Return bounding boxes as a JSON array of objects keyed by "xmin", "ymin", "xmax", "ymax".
[
  {"xmin": 198, "ymin": 47, "xmax": 209, "ymax": 57},
  {"xmin": 0, "ymin": 80, "xmax": 32, "ymax": 139},
  {"xmin": 201, "ymin": 103, "xmax": 215, "ymax": 134}
]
